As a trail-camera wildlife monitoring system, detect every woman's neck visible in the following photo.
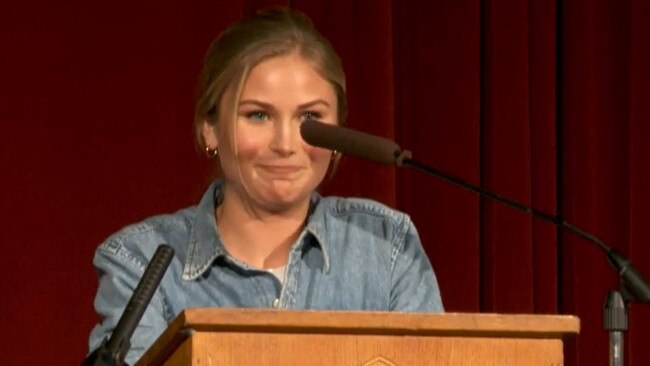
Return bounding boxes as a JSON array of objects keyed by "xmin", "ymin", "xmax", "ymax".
[{"xmin": 215, "ymin": 186, "xmax": 310, "ymax": 269}]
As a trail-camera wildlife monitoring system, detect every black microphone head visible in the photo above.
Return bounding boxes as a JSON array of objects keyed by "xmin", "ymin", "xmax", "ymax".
[
  {"xmin": 300, "ymin": 120, "xmax": 402, "ymax": 165},
  {"xmin": 608, "ymin": 250, "xmax": 650, "ymax": 303}
]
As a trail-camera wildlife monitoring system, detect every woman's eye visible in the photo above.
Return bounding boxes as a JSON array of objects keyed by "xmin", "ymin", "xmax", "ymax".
[
  {"xmin": 301, "ymin": 111, "xmax": 321, "ymax": 122},
  {"xmin": 246, "ymin": 111, "xmax": 268, "ymax": 121}
]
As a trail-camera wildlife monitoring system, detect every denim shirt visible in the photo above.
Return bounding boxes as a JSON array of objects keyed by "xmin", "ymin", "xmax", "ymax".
[{"xmin": 88, "ymin": 181, "xmax": 443, "ymax": 365}]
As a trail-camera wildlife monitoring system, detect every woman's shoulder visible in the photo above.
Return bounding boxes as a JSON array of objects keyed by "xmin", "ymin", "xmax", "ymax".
[
  {"xmin": 96, "ymin": 206, "xmax": 198, "ymax": 263},
  {"xmin": 308, "ymin": 196, "xmax": 421, "ymax": 263},
  {"xmin": 315, "ymin": 195, "xmax": 412, "ymax": 227}
]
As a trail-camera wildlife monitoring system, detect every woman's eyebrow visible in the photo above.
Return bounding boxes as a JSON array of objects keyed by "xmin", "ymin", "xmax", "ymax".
[
  {"xmin": 238, "ymin": 99, "xmax": 273, "ymax": 108},
  {"xmin": 238, "ymin": 99, "xmax": 331, "ymax": 109},
  {"xmin": 297, "ymin": 99, "xmax": 330, "ymax": 109}
]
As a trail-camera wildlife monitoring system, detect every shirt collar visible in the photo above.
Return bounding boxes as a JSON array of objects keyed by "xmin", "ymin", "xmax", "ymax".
[
  {"xmin": 303, "ymin": 193, "xmax": 331, "ymax": 272},
  {"xmin": 182, "ymin": 180, "xmax": 330, "ymax": 281}
]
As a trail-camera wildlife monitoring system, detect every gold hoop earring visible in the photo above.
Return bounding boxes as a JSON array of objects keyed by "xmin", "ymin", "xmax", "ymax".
[
  {"xmin": 328, "ymin": 150, "xmax": 342, "ymax": 179},
  {"xmin": 205, "ymin": 146, "xmax": 218, "ymax": 158},
  {"xmin": 330, "ymin": 150, "xmax": 340, "ymax": 163}
]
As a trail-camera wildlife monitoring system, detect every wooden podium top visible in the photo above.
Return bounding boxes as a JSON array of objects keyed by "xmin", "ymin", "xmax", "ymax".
[{"xmin": 137, "ymin": 308, "xmax": 579, "ymax": 366}]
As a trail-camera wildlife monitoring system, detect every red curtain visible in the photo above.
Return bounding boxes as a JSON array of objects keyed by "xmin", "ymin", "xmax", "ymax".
[{"xmin": 1, "ymin": 1, "xmax": 649, "ymax": 365}]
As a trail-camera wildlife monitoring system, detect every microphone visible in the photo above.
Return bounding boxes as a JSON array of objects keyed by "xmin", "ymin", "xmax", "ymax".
[
  {"xmin": 83, "ymin": 244, "xmax": 175, "ymax": 366},
  {"xmin": 300, "ymin": 120, "xmax": 409, "ymax": 165},
  {"xmin": 300, "ymin": 120, "xmax": 650, "ymax": 303}
]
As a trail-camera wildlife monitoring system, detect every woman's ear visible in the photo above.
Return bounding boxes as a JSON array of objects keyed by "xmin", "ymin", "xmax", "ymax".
[{"xmin": 201, "ymin": 120, "xmax": 219, "ymax": 149}]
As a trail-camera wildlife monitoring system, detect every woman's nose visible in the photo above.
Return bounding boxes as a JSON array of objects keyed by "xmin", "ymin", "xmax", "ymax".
[{"xmin": 269, "ymin": 119, "xmax": 299, "ymax": 155}]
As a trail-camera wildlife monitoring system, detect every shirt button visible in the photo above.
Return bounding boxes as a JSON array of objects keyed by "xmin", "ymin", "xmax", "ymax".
[{"xmin": 272, "ymin": 298, "xmax": 280, "ymax": 308}]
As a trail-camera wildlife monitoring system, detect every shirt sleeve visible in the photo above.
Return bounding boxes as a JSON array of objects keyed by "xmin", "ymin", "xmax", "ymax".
[
  {"xmin": 88, "ymin": 240, "xmax": 170, "ymax": 366},
  {"xmin": 389, "ymin": 216, "xmax": 444, "ymax": 312}
]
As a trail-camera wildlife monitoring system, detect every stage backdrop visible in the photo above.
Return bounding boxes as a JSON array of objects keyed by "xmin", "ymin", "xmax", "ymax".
[{"xmin": 1, "ymin": 0, "xmax": 649, "ymax": 365}]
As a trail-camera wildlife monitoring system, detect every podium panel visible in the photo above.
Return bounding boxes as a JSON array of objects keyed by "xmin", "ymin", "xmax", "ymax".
[{"xmin": 137, "ymin": 308, "xmax": 579, "ymax": 366}]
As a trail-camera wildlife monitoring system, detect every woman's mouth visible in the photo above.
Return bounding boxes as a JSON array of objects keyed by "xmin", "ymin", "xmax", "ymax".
[{"xmin": 258, "ymin": 165, "xmax": 304, "ymax": 176}]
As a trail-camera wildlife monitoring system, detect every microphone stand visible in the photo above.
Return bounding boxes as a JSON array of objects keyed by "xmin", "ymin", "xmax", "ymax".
[
  {"xmin": 604, "ymin": 289, "xmax": 626, "ymax": 366},
  {"xmin": 396, "ymin": 152, "xmax": 650, "ymax": 366}
]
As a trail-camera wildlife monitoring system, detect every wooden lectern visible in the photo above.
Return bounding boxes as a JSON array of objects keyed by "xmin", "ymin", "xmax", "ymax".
[{"xmin": 136, "ymin": 308, "xmax": 579, "ymax": 366}]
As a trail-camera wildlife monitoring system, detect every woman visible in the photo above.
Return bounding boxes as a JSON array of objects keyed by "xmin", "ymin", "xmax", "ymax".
[{"xmin": 88, "ymin": 7, "xmax": 443, "ymax": 365}]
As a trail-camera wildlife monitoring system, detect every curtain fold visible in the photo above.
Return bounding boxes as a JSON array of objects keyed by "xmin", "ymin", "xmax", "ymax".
[
  {"xmin": 480, "ymin": 0, "xmax": 536, "ymax": 313},
  {"xmin": 628, "ymin": 0, "xmax": 650, "ymax": 361}
]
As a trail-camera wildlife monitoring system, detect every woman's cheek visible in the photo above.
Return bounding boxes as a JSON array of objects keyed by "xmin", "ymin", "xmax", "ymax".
[
  {"xmin": 235, "ymin": 129, "xmax": 266, "ymax": 157},
  {"xmin": 306, "ymin": 145, "xmax": 333, "ymax": 173}
]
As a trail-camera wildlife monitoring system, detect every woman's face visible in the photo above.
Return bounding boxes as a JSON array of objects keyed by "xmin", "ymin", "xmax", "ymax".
[{"xmin": 204, "ymin": 53, "xmax": 338, "ymax": 212}]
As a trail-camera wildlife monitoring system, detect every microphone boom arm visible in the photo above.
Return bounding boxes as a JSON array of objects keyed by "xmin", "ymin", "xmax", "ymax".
[
  {"xmin": 402, "ymin": 156, "xmax": 610, "ymax": 251},
  {"xmin": 401, "ymin": 155, "xmax": 650, "ymax": 303}
]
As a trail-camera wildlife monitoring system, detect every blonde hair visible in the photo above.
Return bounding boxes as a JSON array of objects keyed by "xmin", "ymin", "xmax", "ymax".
[{"xmin": 194, "ymin": 7, "xmax": 347, "ymax": 150}]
